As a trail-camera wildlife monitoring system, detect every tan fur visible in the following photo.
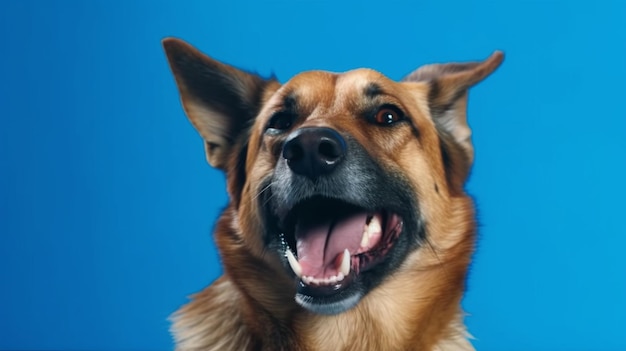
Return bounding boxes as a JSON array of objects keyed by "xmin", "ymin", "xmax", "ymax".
[
  {"xmin": 163, "ymin": 37, "xmax": 503, "ymax": 350},
  {"xmin": 171, "ymin": 277, "xmax": 253, "ymax": 351}
]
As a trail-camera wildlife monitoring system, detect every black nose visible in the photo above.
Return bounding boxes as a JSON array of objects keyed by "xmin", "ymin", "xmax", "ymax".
[{"xmin": 282, "ymin": 127, "xmax": 346, "ymax": 179}]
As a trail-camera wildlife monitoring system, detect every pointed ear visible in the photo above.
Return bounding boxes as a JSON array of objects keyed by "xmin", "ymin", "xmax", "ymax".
[
  {"xmin": 403, "ymin": 51, "xmax": 504, "ymax": 186},
  {"xmin": 162, "ymin": 38, "xmax": 278, "ymax": 169}
]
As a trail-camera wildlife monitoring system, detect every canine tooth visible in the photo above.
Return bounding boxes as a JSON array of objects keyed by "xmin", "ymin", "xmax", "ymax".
[
  {"xmin": 368, "ymin": 215, "xmax": 382, "ymax": 236},
  {"xmin": 337, "ymin": 272, "xmax": 344, "ymax": 281},
  {"xmin": 360, "ymin": 225, "xmax": 370, "ymax": 247},
  {"xmin": 340, "ymin": 249, "xmax": 351, "ymax": 276},
  {"xmin": 285, "ymin": 250, "xmax": 302, "ymax": 278}
]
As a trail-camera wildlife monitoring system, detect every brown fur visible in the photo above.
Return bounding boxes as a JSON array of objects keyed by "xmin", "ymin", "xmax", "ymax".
[{"xmin": 163, "ymin": 37, "xmax": 503, "ymax": 351}]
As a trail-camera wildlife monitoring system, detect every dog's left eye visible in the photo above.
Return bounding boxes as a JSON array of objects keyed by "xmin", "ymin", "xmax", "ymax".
[
  {"xmin": 372, "ymin": 105, "xmax": 405, "ymax": 126},
  {"xmin": 266, "ymin": 112, "xmax": 295, "ymax": 133}
]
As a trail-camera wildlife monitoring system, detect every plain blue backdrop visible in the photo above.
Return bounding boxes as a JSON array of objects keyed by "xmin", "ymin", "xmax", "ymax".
[{"xmin": 1, "ymin": 1, "xmax": 624, "ymax": 350}]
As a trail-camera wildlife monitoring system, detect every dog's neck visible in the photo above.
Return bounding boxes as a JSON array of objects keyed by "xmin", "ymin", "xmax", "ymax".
[
  {"xmin": 171, "ymin": 203, "xmax": 476, "ymax": 351},
  {"xmin": 295, "ymin": 268, "xmax": 474, "ymax": 350},
  {"xmin": 171, "ymin": 276, "xmax": 473, "ymax": 351}
]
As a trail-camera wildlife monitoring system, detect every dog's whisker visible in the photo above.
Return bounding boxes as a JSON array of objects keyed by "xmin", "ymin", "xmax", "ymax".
[
  {"xmin": 423, "ymin": 237, "xmax": 454, "ymax": 282},
  {"xmin": 251, "ymin": 182, "xmax": 272, "ymax": 202},
  {"xmin": 260, "ymin": 192, "xmax": 276, "ymax": 208}
]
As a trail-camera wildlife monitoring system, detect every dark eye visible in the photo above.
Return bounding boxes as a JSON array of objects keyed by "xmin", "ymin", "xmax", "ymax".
[
  {"xmin": 372, "ymin": 105, "xmax": 405, "ymax": 126},
  {"xmin": 266, "ymin": 112, "xmax": 295, "ymax": 133}
]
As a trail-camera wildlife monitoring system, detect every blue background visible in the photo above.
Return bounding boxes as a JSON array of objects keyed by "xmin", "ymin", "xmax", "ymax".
[{"xmin": 1, "ymin": 1, "xmax": 624, "ymax": 350}]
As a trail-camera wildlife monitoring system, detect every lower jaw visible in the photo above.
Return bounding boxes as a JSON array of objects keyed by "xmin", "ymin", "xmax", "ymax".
[
  {"xmin": 295, "ymin": 288, "xmax": 364, "ymax": 315},
  {"xmin": 294, "ymin": 268, "xmax": 365, "ymax": 315}
]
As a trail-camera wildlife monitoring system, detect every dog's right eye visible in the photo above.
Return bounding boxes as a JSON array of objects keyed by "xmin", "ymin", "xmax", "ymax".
[
  {"xmin": 369, "ymin": 105, "xmax": 406, "ymax": 126},
  {"xmin": 266, "ymin": 112, "xmax": 295, "ymax": 133}
]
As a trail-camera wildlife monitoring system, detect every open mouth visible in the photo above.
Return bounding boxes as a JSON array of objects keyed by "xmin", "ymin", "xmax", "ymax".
[{"xmin": 277, "ymin": 196, "xmax": 403, "ymax": 309}]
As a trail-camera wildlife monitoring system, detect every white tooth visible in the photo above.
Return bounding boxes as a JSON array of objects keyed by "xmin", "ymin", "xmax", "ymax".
[
  {"xmin": 368, "ymin": 216, "xmax": 382, "ymax": 236},
  {"xmin": 337, "ymin": 272, "xmax": 344, "ymax": 281},
  {"xmin": 329, "ymin": 275, "xmax": 338, "ymax": 284},
  {"xmin": 360, "ymin": 225, "xmax": 370, "ymax": 247},
  {"xmin": 340, "ymin": 249, "xmax": 351, "ymax": 276},
  {"xmin": 286, "ymin": 250, "xmax": 302, "ymax": 278}
]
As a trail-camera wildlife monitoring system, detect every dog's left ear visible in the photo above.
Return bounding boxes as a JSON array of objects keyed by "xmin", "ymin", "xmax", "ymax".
[{"xmin": 403, "ymin": 51, "xmax": 504, "ymax": 185}]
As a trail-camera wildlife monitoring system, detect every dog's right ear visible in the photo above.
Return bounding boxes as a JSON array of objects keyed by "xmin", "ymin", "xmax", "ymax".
[{"xmin": 162, "ymin": 38, "xmax": 278, "ymax": 169}]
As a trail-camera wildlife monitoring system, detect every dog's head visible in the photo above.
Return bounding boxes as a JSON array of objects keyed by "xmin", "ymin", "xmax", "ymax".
[{"xmin": 163, "ymin": 38, "xmax": 503, "ymax": 315}]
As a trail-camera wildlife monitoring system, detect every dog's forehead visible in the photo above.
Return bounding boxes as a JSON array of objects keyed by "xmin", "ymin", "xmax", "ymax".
[
  {"xmin": 285, "ymin": 68, "xmax": 390, "ymax": 91},
  {"xmin": 337, "ymin": 68, "xmax": 391, "ymax": 90},
  {"xmin": 276, "ymin": 69, "xmax": 395, "ymax": 110}
]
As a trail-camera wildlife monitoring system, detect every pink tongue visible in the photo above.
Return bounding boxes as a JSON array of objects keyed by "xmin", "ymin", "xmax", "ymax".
[{"xmin": 295, "ymin": 211, "xmax": 368, "ymax": 278}]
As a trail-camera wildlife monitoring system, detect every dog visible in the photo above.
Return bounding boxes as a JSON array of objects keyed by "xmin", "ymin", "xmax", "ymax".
[{"xmin": 162, "ymin": 37, "xmax": 503, "ymax": 350}]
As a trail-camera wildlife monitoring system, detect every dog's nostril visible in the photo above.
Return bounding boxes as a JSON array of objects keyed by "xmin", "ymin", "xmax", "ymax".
[
  {"xmin": 318, "ymin": 139, "xmax": 341, "ymax": 161},
  {"xmin": 283, "ymin": 141, "xmax": 304, "ymax": 161}
]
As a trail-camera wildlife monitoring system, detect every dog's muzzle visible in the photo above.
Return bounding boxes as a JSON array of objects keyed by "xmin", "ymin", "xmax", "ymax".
[{"xmin": 264, "ymin": 127, "xmax": 422, "ymax": 315}]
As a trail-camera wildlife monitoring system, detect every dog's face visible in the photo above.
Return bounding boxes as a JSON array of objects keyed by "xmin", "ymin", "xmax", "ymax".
[{"xmin": 164, "ymin": 38, "xmax": 503, "ymax": 315}]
